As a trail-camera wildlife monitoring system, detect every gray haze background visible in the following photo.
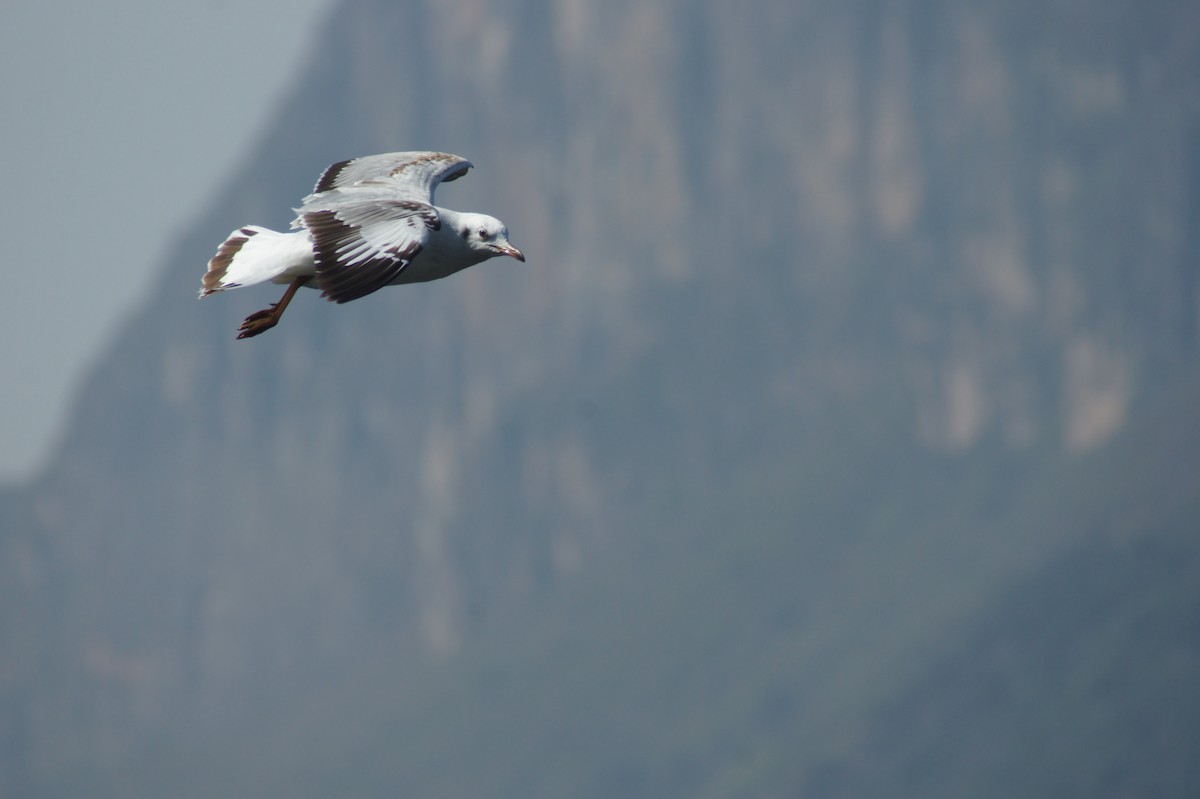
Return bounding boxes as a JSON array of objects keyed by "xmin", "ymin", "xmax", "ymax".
[
  {"xmin": 0, "ymin": 0, "xmax": 331, "ymax": 483},
  {"xmin": 2, "ymin": 1, "xmax": 1199, "ymax": 797}
]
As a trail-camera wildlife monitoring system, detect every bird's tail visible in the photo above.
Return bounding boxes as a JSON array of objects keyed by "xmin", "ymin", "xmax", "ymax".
[{"xmin": 199, "ymin": 226, "xmax": 313, "ymax": 298}]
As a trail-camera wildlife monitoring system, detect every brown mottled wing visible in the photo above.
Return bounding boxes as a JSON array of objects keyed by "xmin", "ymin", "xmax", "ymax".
[
  {"xmin": 302, "ymin": 197, "xmax": 440, "ymax": 304},
  {"xmin": 311, "ymin": 151, "xmax": 472, "ymax": 204}
]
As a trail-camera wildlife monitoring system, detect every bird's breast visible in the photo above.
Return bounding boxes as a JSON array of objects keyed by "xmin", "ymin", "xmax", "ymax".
[{"xmin": 389, "ymin": 224, "xmax": 485, "ymax": 285}]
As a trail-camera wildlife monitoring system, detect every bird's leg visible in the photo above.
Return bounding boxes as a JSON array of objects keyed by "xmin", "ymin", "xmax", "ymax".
[{"xmin": 236, "ymin": 276, "xmax": 311, "ymax": 339}]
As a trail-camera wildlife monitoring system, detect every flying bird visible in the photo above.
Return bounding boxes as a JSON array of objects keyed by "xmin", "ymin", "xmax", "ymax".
[{"xmin": 200, "ymin": 151, "xmax": 524, "ymax": 339}]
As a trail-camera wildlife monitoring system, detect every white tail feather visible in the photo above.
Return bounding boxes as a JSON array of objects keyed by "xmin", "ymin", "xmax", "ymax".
[{"xmin": 199, "ymin": 226, "xmax": 314, "ymax": 297}]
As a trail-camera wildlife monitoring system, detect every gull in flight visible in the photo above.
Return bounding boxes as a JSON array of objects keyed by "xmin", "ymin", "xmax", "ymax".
[{"xmin": 200, "ymin": 151, "xmax": 524, "ymax": 339}]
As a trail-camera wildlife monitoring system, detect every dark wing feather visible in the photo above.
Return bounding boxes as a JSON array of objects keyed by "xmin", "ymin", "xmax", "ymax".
[{"xmin": 303, "ymin": 199, "xmax": 440, "ymax": 304}]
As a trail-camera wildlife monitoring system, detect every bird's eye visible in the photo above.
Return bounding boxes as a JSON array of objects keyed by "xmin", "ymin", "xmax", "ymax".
[{"xmin": 479, "ymin": 228, "xmax": 491, "ymax": 240}]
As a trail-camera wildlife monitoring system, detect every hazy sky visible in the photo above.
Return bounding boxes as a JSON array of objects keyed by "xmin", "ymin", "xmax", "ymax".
[{"xmin": 0, "ymin": 1, "xmax": 332, "ymax": 483}]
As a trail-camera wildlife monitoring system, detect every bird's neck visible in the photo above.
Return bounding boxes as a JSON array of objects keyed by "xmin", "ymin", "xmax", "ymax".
[{"xmin": 428, "ymin": 207, "xmax": 489, "ymax": 269}]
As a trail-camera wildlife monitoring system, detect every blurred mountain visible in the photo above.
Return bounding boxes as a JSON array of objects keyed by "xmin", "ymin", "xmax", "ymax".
[{"xmin": 3, "ymin": 0, "xmax": 1199, "ymax": 796}]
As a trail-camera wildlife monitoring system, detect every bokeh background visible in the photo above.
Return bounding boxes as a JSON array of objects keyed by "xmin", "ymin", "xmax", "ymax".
[
  {"xmin": 0, "ymin": 0, "xmax": 330, "ymax": 483},
  {"xmin": 2, "ymin": 1, "xmax": 1199, "ymax": 796}
]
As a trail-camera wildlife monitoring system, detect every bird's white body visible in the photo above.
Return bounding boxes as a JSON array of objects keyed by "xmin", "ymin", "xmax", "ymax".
[
  {"xmin": 200, "ymin": 151, "xmax": 523, "ymax": 337},
  {"xmin": 212, "ymin": 206, "xmax": 498, "ymax": 291}
]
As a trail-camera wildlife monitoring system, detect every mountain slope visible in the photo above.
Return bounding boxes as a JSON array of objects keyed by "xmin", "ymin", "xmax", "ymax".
[
  {"xmin": 80, "ymin": 371, "xmax": 1200, "ymax": 799},
  {"xmin": 805, "ymin": 374, "xmax": 1200, "ymax": 798}
]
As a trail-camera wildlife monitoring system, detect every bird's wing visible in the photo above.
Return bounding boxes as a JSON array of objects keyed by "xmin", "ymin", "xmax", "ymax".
[
  {"xmin": 299, "ymin": 191, "xmax": 440, "ymax": 304},
  {"xmin": 310, "ymin": 151, "xmax": 472, "ymax": 203}
]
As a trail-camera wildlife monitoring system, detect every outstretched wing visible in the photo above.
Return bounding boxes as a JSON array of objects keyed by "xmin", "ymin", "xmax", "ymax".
[
  {"xmin": 311, "ymin": 151, "xmax": 472, "ymax": 204},
  {"xmin": 300, "ymin": 191, "xmax": 441, "ymax": 304}
]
